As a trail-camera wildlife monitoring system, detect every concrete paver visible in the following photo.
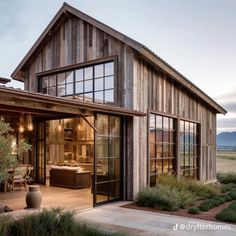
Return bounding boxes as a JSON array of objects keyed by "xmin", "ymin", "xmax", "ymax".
[{"xmin": 74, "ymin": 202, "xmax": 236, "ymax": 236}]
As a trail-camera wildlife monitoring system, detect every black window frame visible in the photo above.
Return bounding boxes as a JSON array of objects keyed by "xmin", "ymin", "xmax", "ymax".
[
  {"xmin": 38, "ymin": 59, "xmax": 115, "ymax": 105},
  {"xmin": 149, "ymin": 113, "xmax": 176, "ymax": 187},
  {"xmin": 180, "ymin": 120, "xmax": 199, "ymax": 179}
]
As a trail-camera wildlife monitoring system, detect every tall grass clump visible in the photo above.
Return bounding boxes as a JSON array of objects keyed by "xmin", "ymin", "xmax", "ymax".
[
  {"xmin": 217, "ymin": 172, "xmax": 236, "ymax": 184},
  {"xmin": 0, "ymin": 208, "xmax": 123, "ymax": 236},
  {"xmin": 157, "ymin": 175, "xmax": 219, "ymax": 199},
  {"xmin": 137, "ymin": 184, "xmax": 196, "ymax": 211}
]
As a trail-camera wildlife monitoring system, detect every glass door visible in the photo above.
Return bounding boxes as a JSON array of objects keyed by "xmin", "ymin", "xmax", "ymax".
[
  {"xmin": 36, "ymin": 122, "xmax": 46, "ymax": 184},
  {"xmin": 94, "ymin": 114, "xmax": 121, "ymax": 206}
]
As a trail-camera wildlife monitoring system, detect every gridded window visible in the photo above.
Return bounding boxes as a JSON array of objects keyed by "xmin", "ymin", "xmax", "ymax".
[
  {"xmin": 39, "ymin": 61, "xmax": 114, "ymax": 104},
  {"xmin": 180, "ymin": 120, "xmax": 199, "ymax": 179},
  {"xmin": 41, "ymin": 72, "xmax": 74, "ymax": 97},
  {"xmin": 149, "ymin": 114, "xmax": 176, "ymax": 187},
  {"xmin": 75, "ymin": 62, "xmax": 114, "ymax": 103}
]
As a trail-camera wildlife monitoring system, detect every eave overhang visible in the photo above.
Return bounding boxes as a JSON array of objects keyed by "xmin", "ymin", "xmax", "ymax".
[{"xmin": 0, "ymin": 86, "xmax": 146, "ymax": 117}]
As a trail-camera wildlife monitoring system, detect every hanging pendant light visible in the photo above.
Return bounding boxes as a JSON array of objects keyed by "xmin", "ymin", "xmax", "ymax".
[
  {"xmin": 27, "ymin": 113, "xmax": 33, "ymax": 131},
  {"xmin": 19, "ymin": 114, "xmax": 25, "ymax": 133},
  {"xmin": 57, "ymin": 119, "xmax": 63, "ymax": 132},
  {"xmin": 77, "ymin": 120, "xmax": 81, "ymax": 131}
]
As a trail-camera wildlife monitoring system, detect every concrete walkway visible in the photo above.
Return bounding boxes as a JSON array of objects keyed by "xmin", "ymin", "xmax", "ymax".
[{"xmin": 74, "ymin": 202, "xmax": 236, "ymax": 236}]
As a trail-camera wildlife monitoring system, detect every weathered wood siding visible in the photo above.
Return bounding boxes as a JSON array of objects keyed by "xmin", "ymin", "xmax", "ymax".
[
  {"xmin": 24, "ymin": 13, "xmax": 133, "ymax": 109},
  {"xmin": 132, "ymin": 53, "xmax": 217, "ymax": 195},
  {"xmin": 24, "ymin": 13, "xmax": 135, "ymax": 200},
  {"xmin": 23, "ymin": 12, "xmax": 217, "ymax": 200}
]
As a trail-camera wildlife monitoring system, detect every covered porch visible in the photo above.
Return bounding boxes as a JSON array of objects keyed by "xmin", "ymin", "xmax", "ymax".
[{"xmin": 0, "ymin": 86, "xmax": 145, "ymax": 208}]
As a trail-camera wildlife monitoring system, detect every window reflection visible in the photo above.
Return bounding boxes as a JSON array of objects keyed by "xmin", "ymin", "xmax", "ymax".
[
  {"xmin": 94, "ymin": 91, "xmax": 103, "ymax": 103},
  {"xmin": 149, "ymin": 114, "xmax": 176, "ymax": 187},
  {"xmin": 95, "ymin": 114, "xmax": 121, "ymax": 203},
  {"xmin": 95, "ymin": 78, "xmax": 103, "ymax": 91},
  {"xmin": 180, "ymin": 120, "xmax": 198, "ymax": 179},
  {"xmin": 84, "ymin": 67, "xmax": 93, "ymax": 80},
  {"xmin": 105, "ymin": 90, "xmax": 114, "ymax": 103},
  {"xmin": 84, "ymin": 80, "xmax": 93, "ymax": 92},
  {"xmin": 58, "ymin": 73, "xmax": 65, "ymax": 85},
  {"xmin": 95, "ymin": 64, "xmax": 103, "ymax": 78},
  {"xmin": 105, "ymin": 76, "xmax": 114, "ymax": 89},
  {"xmin": 75, "ymin": 69, "xmax": 83, "ymax": 82},
  {"xmin": 105, "ymin": 62, "xmax": 114, "ymax": 76},
  {"xmin": 40, "ymin": 61, "xmax": 115, "ymax": 104},
  {"xmin": 66, "ymin": 71, "xmax": 73, "ymax": 83}
]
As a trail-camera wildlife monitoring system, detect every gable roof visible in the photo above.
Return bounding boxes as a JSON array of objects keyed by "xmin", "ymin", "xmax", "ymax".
[
  {"xmin": 11, "ymin": 2, "xmax": 226, "ymax": 114},
  {"xmin": 0, "ymin": 77, "xmax": 10, "ymax": 84}
]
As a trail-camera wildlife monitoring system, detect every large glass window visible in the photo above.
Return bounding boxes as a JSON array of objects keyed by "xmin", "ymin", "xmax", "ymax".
[
  {"xmin": 39, "ymin": 61, "xmax": 115, "ymax": 104},
  {"xmin": 180, "ymin": 120, "xmax": 199, "ymax": 179},
  {"xmin": 149, "ymin": 114, "xmax": 176, "ymax": 187}
]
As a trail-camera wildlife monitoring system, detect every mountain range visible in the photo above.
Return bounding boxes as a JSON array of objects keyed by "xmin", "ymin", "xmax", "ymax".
[{"xmin": 217, "ymin": 132, "xmax": 236, "ymax": 147}]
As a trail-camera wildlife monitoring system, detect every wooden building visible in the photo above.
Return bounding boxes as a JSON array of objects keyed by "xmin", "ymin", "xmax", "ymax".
[{"xmin": 1, "ymin": 3, "xmax": 226, "ymax": 206}]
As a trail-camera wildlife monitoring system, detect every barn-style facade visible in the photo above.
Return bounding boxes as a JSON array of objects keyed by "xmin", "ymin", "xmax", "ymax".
[{"xmin": 1, "ymin": 3, "xmax": 226, "ymax": 206}]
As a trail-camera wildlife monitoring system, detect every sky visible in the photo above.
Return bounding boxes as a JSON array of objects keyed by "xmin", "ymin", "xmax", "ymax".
[{"xmin": 0, "ymin": 0, "xmax": 235, "ymax": 133}]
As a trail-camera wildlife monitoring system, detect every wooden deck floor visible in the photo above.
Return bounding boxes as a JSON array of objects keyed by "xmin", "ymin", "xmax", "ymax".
[{"xmin": 0, "ymin": 185, "xmax": 93, "ymax": 211}]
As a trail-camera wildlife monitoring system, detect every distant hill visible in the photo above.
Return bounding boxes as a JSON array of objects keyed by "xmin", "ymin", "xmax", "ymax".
[{"xmin": 217, "ymin": 132, "xmax": 236, "ymax": 147}]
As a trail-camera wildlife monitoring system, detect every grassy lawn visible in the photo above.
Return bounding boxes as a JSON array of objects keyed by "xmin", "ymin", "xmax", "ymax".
[
  {"xmin": 130, "ymin": 174, "xmax": 236, "ymax": 224},
  {"xmin": 217, "ymin": 150, "xmax": 236, "ymax": 173}
]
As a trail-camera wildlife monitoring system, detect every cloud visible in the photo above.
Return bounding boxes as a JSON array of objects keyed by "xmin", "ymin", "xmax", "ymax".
[
  {"xmin": 217, "ymin": 117, "xmax": 236, "ymax": 128},
  {"xmin": 222, "ymin": 102, "xmax": 236, "ymax": 113},
  {"xmin": 214, "ymin": 89, "xmax": 236, "ymax": 104},
  {"xmin": 0, "ymin": 1, "xmax": 26, "ymax": 38}
]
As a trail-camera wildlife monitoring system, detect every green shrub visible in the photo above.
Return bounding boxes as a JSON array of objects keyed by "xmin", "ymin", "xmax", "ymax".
[
  {"xmin": 176, "ymin": 189, "xmax": 197, "ymax": 209},
  {"xmin": 137, "ymin": 184, "xmax": 196, "ymax": 211},
  {"xmin": 198, "ymin": 196, "xmax": 226, "ymax": 211},
  {"xmin": 216, "ymin": 211, "xmax": 236, "ymax": 223},
  {"xmin": 137, "ymin": 186, "xmax": 181, "ymax": 211},
  {"xmin": 188, "ymin": 208, "xmax": 201, "ymax": 214},
  {"xmin": 227, "ymin": 189, "xmax": 236, "ymax": 200},
  {"xmin": 216, "ymin": 201, "xmax": 236, "ymax": 223},
  {"xmin": 0, "ymin": 208, "xmax": 122, "ymax": 236},
  {"xmin": 157, "ymin": 175, "xmax": 219, "ymax": 199},
  {"xmin": 224, "ymin": 194, "xmax": 232, "ymax": 202},
  {"xmin": 198, "ymin": 200, "xmax": 215, "ymax": 211},
  {"xmin": 214, "ymin": 196, "xmax": 226, "ymax": 204},
  {"xmin": 187, "ymin": 182, "xmax": 218, "ymax": 199},
  {"xmin": 221, "ymin": 183, "xmax": 236, "ymax": 193},
  {"xmin": 217, "ymin": 172, "xmax": 236, "ymax": 184}
]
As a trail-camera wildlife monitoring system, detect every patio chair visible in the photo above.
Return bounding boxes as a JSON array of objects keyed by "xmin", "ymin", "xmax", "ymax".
[
  {"xmin": 8, "ymin": 165, "xmax": 28, "ymax": 191},
  {"xmin": 26, "ymin": 166, "xmax": 34, "ymax": 184}
]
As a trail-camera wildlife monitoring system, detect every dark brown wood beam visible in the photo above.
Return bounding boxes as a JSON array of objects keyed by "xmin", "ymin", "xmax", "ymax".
[{"xmin": 0, "ymin": 87, "xmax": 146, "ymax": 117}]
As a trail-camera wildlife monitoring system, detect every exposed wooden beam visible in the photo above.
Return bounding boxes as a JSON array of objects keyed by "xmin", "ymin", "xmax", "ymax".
[{"xmin": 0, "ymin": 87, "xmax": 146, "ymax": 117}]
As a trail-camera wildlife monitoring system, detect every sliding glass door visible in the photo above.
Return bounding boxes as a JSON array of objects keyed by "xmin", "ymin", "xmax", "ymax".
[{"xmin": 94, "ymin": 114, "xmax": 121, "ymax": 206}]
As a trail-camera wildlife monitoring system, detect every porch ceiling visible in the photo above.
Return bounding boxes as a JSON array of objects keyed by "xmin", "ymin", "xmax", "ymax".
[{"xmin": 0, "ymin": 86, "xmax": 146, "ymax": 118}]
